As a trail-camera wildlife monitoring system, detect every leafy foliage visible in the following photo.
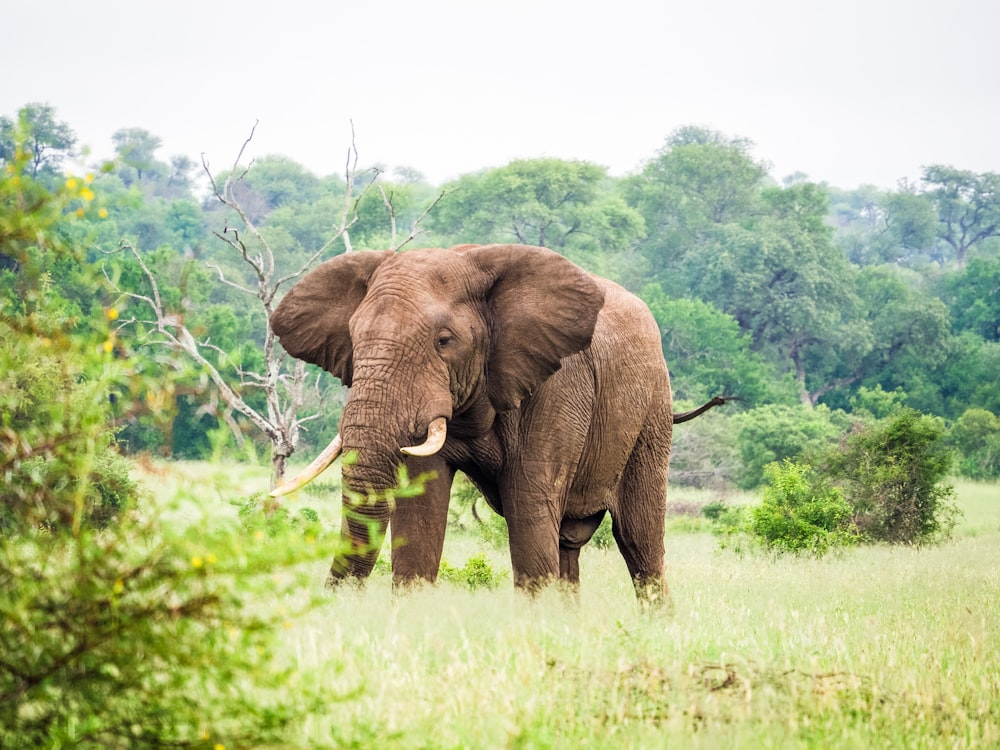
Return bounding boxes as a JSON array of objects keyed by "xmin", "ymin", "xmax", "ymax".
[
  {"xmin": 0, "ymin": 524, "xmax": 328, "ymax": 748},
  {"xmin": 824, "ymin": 409, "xmax": 960, "ymax": 545},
  {"xmin": 747, "ymin": 460, "xmax": 857, "ymax": 555},
  {"xmin": 642, "ymin": 285, "xmax": 791, "ymax": 405},
  {"xmin": 946, "ymin": 408, "xmax": 1000, "ymax": 480},
  {"xmin": 439, "ymin": 552, "xmax": 509, "ymax": 590},
  {"xmin": 0, "ymin": 141, "xmax": 337, "ymax": 749},
  {"xmin": 733, "ymin": 405, "xmax": 849, "ymax": 489}
]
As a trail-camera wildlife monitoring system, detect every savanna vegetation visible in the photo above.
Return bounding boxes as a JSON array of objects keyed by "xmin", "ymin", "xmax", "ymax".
[{"xmin": 2, "ymin": 101, "xmax": 999, "ymax": 747}]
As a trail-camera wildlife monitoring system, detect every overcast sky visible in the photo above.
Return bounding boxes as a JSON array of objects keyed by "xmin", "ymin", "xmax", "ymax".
[{"xmin": 4, "ymin": 0, "xmax": 998, "ymax": 188}]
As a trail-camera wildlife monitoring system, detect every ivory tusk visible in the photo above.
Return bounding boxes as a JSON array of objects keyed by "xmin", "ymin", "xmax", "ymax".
[
  {"xmin": 270, "ymin": 433, "xmax": 343, "ymax": 498},
  {"xmin": 400, "ymin": 417, "xmax": 448, "ymax": 457}
]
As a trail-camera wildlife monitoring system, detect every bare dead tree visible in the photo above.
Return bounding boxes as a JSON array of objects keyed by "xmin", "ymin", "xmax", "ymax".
[{"xmin": 108, "ymin": 123, "xmax": 444, "ymax": 487}]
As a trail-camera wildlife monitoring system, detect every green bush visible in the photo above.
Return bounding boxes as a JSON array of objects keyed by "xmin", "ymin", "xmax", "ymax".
[
  {"xmin": 747, "ymin": 460, "xmax": 857, "ymax": 555},
  {"xmin": 0, "ymin": 522, "xmax": 334, "ymax": 748},
  {"xmin": 825, "ymin": 409, "xmax": 960, "ymax": 545},
  {"xmin": 0, "ymin": 149, "xmax": 336, "ymax": 748},
  {"xmin": 439, "ymin": 552, "xmax": 509, "ymax": 590},
  {"xmin": 237, "ymin": 492, "xmax": 325, "ymax": 539}
]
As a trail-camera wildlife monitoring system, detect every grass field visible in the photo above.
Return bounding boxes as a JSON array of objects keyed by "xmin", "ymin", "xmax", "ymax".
[{"xmin": 140, "ymin": 462, "xmax": 1000, "ymax": 748}]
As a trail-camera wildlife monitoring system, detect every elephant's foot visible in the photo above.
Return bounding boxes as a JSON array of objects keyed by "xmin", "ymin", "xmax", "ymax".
[
  {"xmin": 326, "ymin": 551, "xmax": 380, "ymax": 589},
  {"xmin": 633, "ymin": 576, "xmax": 675, "ymax": 615},
  {"xmin": 391, "ymin": 571, "xmax": 436, "ymax": 596}
]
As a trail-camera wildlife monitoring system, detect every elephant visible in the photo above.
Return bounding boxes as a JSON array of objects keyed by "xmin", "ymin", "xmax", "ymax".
[{"xmin": 269, "ymin": 243, "xmax": 726, "ymax": 606}]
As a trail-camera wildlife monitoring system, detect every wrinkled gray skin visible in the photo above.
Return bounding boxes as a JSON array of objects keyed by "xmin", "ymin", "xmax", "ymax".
[{"xmin": 271, "ymin": 244, "xmax": 675, "ymax": 604}]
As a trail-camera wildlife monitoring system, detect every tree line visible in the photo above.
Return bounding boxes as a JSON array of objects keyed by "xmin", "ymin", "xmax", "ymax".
[{"xmin": 2, "ymin": 102, "xmax": 999, "ymax": 483}]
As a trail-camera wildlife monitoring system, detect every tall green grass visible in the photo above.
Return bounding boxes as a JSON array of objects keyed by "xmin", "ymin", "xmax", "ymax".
[{"xmin": 141, "ymin": 461, "xmax": 1000, "ymax": 748}]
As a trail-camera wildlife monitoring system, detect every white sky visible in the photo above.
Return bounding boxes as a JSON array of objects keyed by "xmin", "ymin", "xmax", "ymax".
[{"xmin": 4, "ymin": 0, "xmax": 998, "ymax": 188}]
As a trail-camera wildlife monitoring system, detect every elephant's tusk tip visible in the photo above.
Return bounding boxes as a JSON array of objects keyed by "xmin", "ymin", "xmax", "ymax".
[
  {"xmin": 400, "ymin": 416, "xmax": 448, "ymax": 457},
  {"xmin": 270, "ymin": 434, "xmax": 343, "ymax": 496}
]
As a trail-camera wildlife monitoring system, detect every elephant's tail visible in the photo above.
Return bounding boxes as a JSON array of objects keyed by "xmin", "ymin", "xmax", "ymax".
[{"xmin": 673, "ymin": 396, "xmax": 737, "ymax": 424}]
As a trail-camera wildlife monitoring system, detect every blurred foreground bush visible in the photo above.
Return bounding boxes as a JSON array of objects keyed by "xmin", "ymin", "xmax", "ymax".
[{"xmin": 1, "ymin": 140, "xmax": 338, "ymax": 747}]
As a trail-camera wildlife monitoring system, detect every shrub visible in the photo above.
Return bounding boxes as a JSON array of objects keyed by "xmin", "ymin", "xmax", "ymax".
[
  {"xmin": 439, "ymin": 552, "xmax": 508, "ymax": 590},
  {"xmin": 0, "ymin": 522, "xmax": 335, "ymax": 748},
  {"xmin": 825, "ymin": 409, "xmax": 959, "ymax": 545},
  {"xmin": 0, "ymin": 151, "xmax": 336, "ymax": 747},
  {"xmin": 0, "ymin": 328, "xmax": 141, "ymax": 535},
  {"xmin": 747, "ymin": 460, "xmax": 857, "ymax": 555},
  {"xmin": 237, "ymin": 492, "xmax": 325, "ymax": 539}
]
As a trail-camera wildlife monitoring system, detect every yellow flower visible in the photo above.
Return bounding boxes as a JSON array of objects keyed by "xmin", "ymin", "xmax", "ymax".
[
  {"xmin": 84, "ymin": 172, "xmax": 95, "ymax": 184},
  {"xmin": 81, "ymin": 187, "xmax": 95, "ymax": 202},
  {"xmin": 207, "ymin": 553, "xmax": 218, "ymax": 564},
  {"xmin": 75, "ymin": 207, "xmax": 85, "ymax": 217},
  {"xmin": 113, "ymin": 579, "xmax": 124, "ymax": 594},
  {"xmin": 65, "ymin": 177, "xmax": 78, "ymax": 190},
  {"xmin": 215, "ymin": 744, "xmax": 225, "ymax": 750},
  {"xmin": 102, "ymin": 340, "xmax": 114, "ymax": 353},
  {"xmin": 98, "ymin": 207, "xmax": 108, "ymax": 219},
  {"xmin": 191, "ymin": 556, "xmax": 204, "ymax": 568},
  {"xmin": 106, "ymin": 307, "xmax": 119, "ymax": 320}
]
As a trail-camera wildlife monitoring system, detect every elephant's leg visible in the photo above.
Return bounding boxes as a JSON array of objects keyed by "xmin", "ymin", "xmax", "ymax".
[
  {"xmin": 611, "ymin": 429, "xmax": 672, "ymax": 611},
  {"xmin": 502, "ymin": 488, "xmax": 561, "ymax": 591},
  {"xmin": 558, "ymin": 511, "xmax": 607, "ymax": 585},
  {"xmin": 390, "ymin": 457, "xmax": 454, "ymax": 588}
]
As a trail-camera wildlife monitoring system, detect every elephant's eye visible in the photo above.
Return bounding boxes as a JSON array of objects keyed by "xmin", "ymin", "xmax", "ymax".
[{"xmin": 437, "ymin": 334, "xmax": 452, "ymax": 348}]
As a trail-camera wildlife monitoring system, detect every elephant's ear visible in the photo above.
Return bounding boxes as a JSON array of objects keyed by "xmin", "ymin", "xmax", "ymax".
[
  {"xmin": 270, "ymin": 250, "xmax": 392, "ymax": 385},
  {"xmin": 466, "ymin": 244, "xmax": 605, "ymax": 412}
]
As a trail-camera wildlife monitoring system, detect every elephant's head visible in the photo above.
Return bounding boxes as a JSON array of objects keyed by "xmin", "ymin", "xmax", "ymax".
[{"xmin": 270, "ymin": 244, "xmax": 605, "ymax": 496}]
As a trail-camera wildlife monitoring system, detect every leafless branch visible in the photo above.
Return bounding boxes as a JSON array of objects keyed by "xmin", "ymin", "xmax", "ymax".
[
  {"xmin": 394, "ymin": 189, "xmax": 450, "ymax": 252},
  {"xmin": 114, "ymin": 121, "xmax": 440, "ymax": 486}
]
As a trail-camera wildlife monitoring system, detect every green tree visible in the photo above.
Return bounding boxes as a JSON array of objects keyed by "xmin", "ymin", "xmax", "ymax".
[
  {"xmin": 210, "ymin": 154, "xmax": 324, "ymax": 224},
  {"xmin": 733, "ymin": 404, "xmax": 849, "ymax": 489},
  {"xmin": 830, "ymin": 185, "xmax": 940, "ymax": 267},
  {"xmin": 428, "ymin": 158, "xmax": 644, "ymax": 277},
  {"xmin": 946, "ymin": 408, "xmax": 1000, "ymax": 480},
  {"xmin": 922, "ymin": 165, "xmax": 1000, "ymax": 266},
  {"xmin": 0, "ymin": 102, "xmax": 77, "ymax": 179},
  {"xmin": 946, "ymin": 256, "xmax": 1000, "ymax": 341},
  {"xmin": 931, "ymin": 333, "xmax": 1000, "ymax": 417},
  {"xmin": 641, "ymin": 285, "xmax": 790, "ymax": 405},
  {"xmin": 880, "ymin": 188, "xmax": 939, "ymax": 262},
  {"xmin": 625, "ymin": 126, "xmax": 767, "ymax": 291},
  {"xmin": 695, "ymin": 195, "xmax": 863, "ymax": 406},
  {"xmin": 111, "ymin": 127, "xmax": 167, "ymax": 184},
  {"xmin": 815, "ymin": 266, "xmax": 952, "ymax": 410}
]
